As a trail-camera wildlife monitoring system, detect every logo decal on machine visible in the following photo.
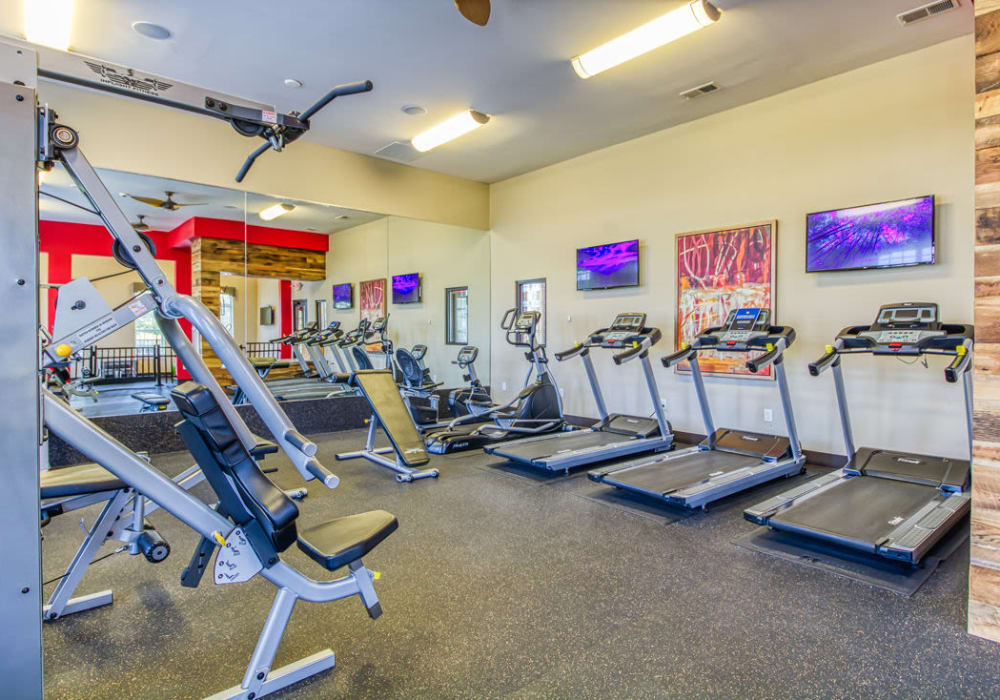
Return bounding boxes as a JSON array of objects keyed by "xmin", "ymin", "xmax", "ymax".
[
  {"xmin": 887, "ymin": 516, "xmax": 904, "ymax": 526},
  {"xmin": 84, "ymin": 61, "xmax": 173, "ymax": 97}
]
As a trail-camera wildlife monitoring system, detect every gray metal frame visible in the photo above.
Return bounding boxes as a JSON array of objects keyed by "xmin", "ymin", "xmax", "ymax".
[
  {"xmin": 5, "ymin": 39, "xmax": 384, "ymax": 697},
  {"xmin": 337, "ymin": 414, "xmax": 440, "ymax": 482},
  {"xmin": 0, "ymin": 43, "xmax": 43, "ymax": 696}
]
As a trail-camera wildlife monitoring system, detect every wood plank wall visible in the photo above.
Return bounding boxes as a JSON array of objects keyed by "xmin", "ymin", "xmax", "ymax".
[
  {"xmin": 973, "ymin": 0, "xmax": 1000, "ymax": 643},
  {"xmin": 191, "ymin": 237, "xmax": 326, "ymax": 382}
]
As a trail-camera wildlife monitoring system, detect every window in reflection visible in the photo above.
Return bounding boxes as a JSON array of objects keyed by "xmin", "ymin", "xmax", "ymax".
[
  {"xmin": 446, "ymin": 286, "xmax": 469, "ymax": 345},
  {"xmin": 219, "ymin": 287, "xmax": 236, "ymax": 336},
  {"xmin": 315, "ymin": 299, "xmax": 328, "ymax": 329},
  {"xmin": 516, "ymin": 278, "xmax": 546, "ymax": 345}
]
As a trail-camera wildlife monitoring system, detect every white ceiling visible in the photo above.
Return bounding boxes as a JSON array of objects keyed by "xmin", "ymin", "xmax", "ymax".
[
  {"xmin": 0, "ymin": 0, "xmax": 972, "ymax": 183},
  {"xmin": 39, "ymin": 165, "xmax": 383, "ymax": 234}
]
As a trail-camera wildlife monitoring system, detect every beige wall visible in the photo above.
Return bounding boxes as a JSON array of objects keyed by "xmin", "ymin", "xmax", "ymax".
[
  {"xmin": 386, "ymin": 216, "xmax": 491, "ymax": 387},
  {"xmin": 489, "ymin": 37, "xmax": 974, "ymax": 458},
  {"xmin": 38, "ymin": 82, "xmax": 489, "ymax": 230}
]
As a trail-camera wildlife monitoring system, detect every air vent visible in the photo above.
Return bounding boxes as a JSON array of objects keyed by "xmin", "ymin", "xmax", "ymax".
[
  {"xmin": 897, "ymin": 0, "xmax": 958, "ymax": 25},
  {"xmin": 679, "ymin": 82, "xmax": 719, "ymax": 100},
  {"xmin": 373, "ymin": 140, "xmax": 423, "ymax": 163}
]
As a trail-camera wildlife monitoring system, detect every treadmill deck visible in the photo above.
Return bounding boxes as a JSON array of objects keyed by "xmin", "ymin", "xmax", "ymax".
[{"xmin": 485, "ymin": 429, "xmax": 670, "ymax": 472}]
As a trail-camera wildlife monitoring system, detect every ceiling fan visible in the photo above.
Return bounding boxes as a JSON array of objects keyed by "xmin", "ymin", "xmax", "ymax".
[
  {"xmin": 455, "ymin": 0, "xmax": 490, "ymax": 26},
  {"xmin": 131, "ymin": 215, "xmax": 150, "ymax": 232},
  {"xmin": 120, "ymin": 190, "xmax": 206, "ymax": 211}
]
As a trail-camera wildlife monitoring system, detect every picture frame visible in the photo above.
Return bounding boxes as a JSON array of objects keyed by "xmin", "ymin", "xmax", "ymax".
[
  {"xmin": 674, "ymin": 220, "xmax": 777, "ymax": 379},
  {"xmin": 359, "ymin": 278, "xmax": 386, "ymax": 325}
]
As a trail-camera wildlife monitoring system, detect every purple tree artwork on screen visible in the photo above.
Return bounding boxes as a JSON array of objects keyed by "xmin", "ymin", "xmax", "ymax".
[
  {"xmin": 577, "ymin": 240, "xmax": 639, "ymax": 290},
  {"xmin": 806, "ymin": 196, "xmax": 934, "ymax": 272},
  {"xmin": 392, "ymin": 273, "xmax": 420, "ymax": 303}
]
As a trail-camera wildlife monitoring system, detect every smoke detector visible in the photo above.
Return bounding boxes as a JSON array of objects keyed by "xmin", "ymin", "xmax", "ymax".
[
  {"xmin": 679, "ymin": 82, "xmax": 719, "ymax": 100},
  {"xmin": 897, "ymin": 0, "xmax": 959, "ymax": 25}
]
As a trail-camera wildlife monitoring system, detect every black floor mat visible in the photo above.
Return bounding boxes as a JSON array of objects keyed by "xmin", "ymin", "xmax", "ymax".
[{"xmin": 733, "ymin": 517, "xmax": 969, "ymax": 597}]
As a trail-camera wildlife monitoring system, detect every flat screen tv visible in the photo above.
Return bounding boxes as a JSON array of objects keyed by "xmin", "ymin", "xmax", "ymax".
[
  {"xmin": 332, "ymin": 283, "xmax": 353, "ymax": 309},
  {"xmin": 576, "ymin": 239, "xmax": 639, "ymax": 291},
  {"xmin": 392, "ymin": 273, "xmax": 421, "ymax": 304},
  {"xmin": 806, "ymin": 195, "xmax": 935, "ymax": 273}
]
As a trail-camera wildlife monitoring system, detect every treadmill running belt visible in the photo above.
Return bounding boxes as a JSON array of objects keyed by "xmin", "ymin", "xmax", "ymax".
[
  {"xmin": 770, "ymin": 477, "xmax": 937, "ymax": 551},
  {"xmin": 605, "ymin": 451, "xmax": 762, "ymax": 496},
  {"xmin": 489, "ymin": 430, "xmax": 632, "ymax": 461}
]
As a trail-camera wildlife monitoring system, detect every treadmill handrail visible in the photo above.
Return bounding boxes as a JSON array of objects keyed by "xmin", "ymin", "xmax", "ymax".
[
  {"xmin": 612, "ymin": 336, "xmax": 654, "ymax": 365},
  {"xmin": 662, "ymin": 346, "xmax": 696, "ymax": 368},
  {"xmin": 554, "ymin": 343, "xmax": 588, "ymax": 362}
]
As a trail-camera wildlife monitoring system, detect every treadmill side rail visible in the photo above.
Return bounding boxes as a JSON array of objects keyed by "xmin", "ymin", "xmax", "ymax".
[{"xmin": 878, "ymin": 491, "xmax": 970, "ymax": 563}]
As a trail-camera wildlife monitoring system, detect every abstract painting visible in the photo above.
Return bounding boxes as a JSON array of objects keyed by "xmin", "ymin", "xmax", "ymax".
[
  {"xmin": 806, "ymin": 195, "xmax": 934, "ymax": 272},
  {"xmin": 359, "ymin": 278, "xmax": 386, "ymax": 325},
  {"xmin": 675, "ymin": 221, "xmax": 776, "ymax": 378}
]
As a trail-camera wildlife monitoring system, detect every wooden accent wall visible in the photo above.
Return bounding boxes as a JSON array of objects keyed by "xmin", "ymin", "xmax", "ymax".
[
  {"xmin": 191, "ymin": 237, "xmax": 326, "ymax": 382},
  {"xmin": 973, "ymin": 0, "xmax": 1000, "ymax": 644}
]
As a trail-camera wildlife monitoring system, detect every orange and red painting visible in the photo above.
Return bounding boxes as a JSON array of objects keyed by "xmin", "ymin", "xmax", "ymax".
[
  {"xmin": 675, "ymin": 221, "xmax": 776, "ymax": 378},
  {"xmin": 359, "ymin": 278, "xmax": 386, "ymax": 325}
]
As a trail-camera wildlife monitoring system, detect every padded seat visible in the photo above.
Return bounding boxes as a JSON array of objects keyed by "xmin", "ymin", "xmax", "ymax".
[
  {"xmin": 41, "ymin": 463, "xmax": 128, "ymax": 498},
  {"xmin": 297, "ymin": 510, "xmax": 398, "ymax": 571}
]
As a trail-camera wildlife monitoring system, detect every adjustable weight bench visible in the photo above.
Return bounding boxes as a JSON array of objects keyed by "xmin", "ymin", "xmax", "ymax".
[
  {"xmin": 335, "ymin": 369, "xmax": 439, "ymax": 482},
  {"xmin": 170, "ymin": 381, "xmax": 397, "ymax": 699}
]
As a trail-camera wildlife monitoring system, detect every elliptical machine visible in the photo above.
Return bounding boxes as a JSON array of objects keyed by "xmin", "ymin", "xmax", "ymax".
[
  {"xmin": 424, "ymin": 309, "xmax": 567, "ymax": 454},
  {"xmin": 447, "ymin": 346, "xmax": 493, "ymax": 417}
]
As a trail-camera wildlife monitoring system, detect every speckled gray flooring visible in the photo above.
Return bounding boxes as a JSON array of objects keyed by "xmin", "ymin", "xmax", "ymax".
[{"xmin": 40, "ymin": 430, "xmax": 1000, "ymax": 699}]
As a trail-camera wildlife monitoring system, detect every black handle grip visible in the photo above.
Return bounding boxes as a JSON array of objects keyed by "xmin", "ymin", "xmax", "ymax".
[
  {"xmin": 661, "ymin": 346, "xmax": 695, "ymax": 368},
  {"xmin": 944, "ymin": 349, "xmax": 971, "ymax": 383},
  {"xmin": 235, "ymin": 141, "xmax": 270, "ymax": 182},
  {"xmin": 747, "ymin": 348, "xmax": 780, "ymax": 374},
  {"xmin": 299, "ymin": 80, "xmax": 374, "ymax": 121},
  {"xmin": 613, "ymin": 343, "xmax": 644, "ymax": 366},
  {"xmin": 808, "ymin": 350, "xmax": 838, "ymax": 377},
  {"xmin": 554, "ymin": 344, "xmax": 586, "ymax": 362}
]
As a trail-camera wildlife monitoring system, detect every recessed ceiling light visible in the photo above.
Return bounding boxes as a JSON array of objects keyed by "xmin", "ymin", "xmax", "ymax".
[
  {"xmin": 336, "ymin": 215, "xmax": 350, "ymax": 220},
  {"xmin": 401, "ymin": 104, "xmax": 427, "ymax": 116},
  {"xmin": 306, "ymin": 227, "xmax": 319, "ymax": 232},
  {"xmin": 284, "ymin": 78, "xmax": 303, "ymax": 88},
  {"xmin": 131, "ymin": 21, "xmax": 172, "ymax": 40}
]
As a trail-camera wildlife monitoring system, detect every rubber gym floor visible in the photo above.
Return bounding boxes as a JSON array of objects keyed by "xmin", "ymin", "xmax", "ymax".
[{"xmin": 42, "ymin": 429, "xmax": 1000, "ymax": 699}]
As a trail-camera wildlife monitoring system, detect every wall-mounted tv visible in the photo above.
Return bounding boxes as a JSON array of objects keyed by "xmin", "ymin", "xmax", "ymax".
[
  {"xmin": 392, "ymin": 273, "xmax": 421, "ymax": 304},
  {"xmin": 332, "ymin": 283, "xmax": 353, "ymax": 309},
  {"xmin": 806, "ymin": 195, "xmax": 935, "ymax": 273},
  {"xmin": 259, "ymin": 306, "xmax": 275, "ymax": 325},
  {"xmin": 577, "ymin": 239, "xmax": 639, "ymax": 291}
]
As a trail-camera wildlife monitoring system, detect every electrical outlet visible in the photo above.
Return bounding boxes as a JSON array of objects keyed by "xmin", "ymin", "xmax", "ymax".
[
  {"xmin": 763, "ymin": 408, "xmax": 773, "ymax": 423},
  {"xmin": 567, "ymin": 314, "xmax": 572, "ymax": 322},
  {"xmin": 433, "ymin": 375, "xmax": 437, "ymax": 382},
  {"xmin": 559, "ymin": 387, "xmax": 565, "ymax": 397},
  {"xmin": 660, "ymin": 399, "xmax": 668, "ymax": 409},
  {"xmin": 501, "ymin": 382, "xmax": 507, "ymax": 391},
  {"xmin": 427, "ymin": 318, "xmax": 432, "ymax": 325}
]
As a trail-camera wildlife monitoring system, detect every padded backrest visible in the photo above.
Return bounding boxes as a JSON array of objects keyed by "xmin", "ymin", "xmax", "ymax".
[
  {"xmin": 395, "ymin": 348, "xmax": 423, "ymax": 388},
  {"xmin": 352, "ymin": 370, "xmax": 430, "ymax": 467},
  {"xmin": 171, "ymin": 382, "xmax": 299, "ymax": 555},
  {"xmin": 353, "ymin": 346, "xmax": 375, "ymax": 370}
]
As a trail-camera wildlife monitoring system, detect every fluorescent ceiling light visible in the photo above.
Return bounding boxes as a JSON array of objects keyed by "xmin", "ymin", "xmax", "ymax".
[
  {"xmin": 571, "ymin": 0, "xmax": 721, "ymax": 79},
  {"xmin": 411, "ymin": 110, "xmax": 490, "ymax": 152},
  {"xmin": 259, "ymin": 203, "xmax": 294, "ymax": 221},
  {"xmin": 24, "ymin": 0, "xmax": 75, "ymax": 51}
]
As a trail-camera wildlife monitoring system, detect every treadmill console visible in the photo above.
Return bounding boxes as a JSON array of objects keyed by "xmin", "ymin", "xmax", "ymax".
[
  {"xmin": 713, "ymin": 308, "xmax": 770, "ymax": 345},
  {"xmin": 861, "ymin": 303, "xmax": 943, "ymax": 347},
  {"xmin": 593, "ymin": 312, "xmax": 648, "ymax": 348}
]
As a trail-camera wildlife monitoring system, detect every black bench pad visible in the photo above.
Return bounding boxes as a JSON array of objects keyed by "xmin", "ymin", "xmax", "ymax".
[
  {"xmin": 41, "ymin": 463, "xmax": 128, "ymax": 498},
  {"xmin": 297, "ymin": 510, "xmax": 398, "ymax": 571}
]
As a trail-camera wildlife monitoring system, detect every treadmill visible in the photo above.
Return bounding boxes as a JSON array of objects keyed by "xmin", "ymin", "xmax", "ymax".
[
  {"xmin": 484, "ymin": 312, "xmax": 673, "ymax": 473},
  {"xmin": 744, "ymin": 302, "xmax": 973, "ymax": 565},
  {"xmin": 588, "ymin": 308, "xmax": 805, "ymax": 509}
]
